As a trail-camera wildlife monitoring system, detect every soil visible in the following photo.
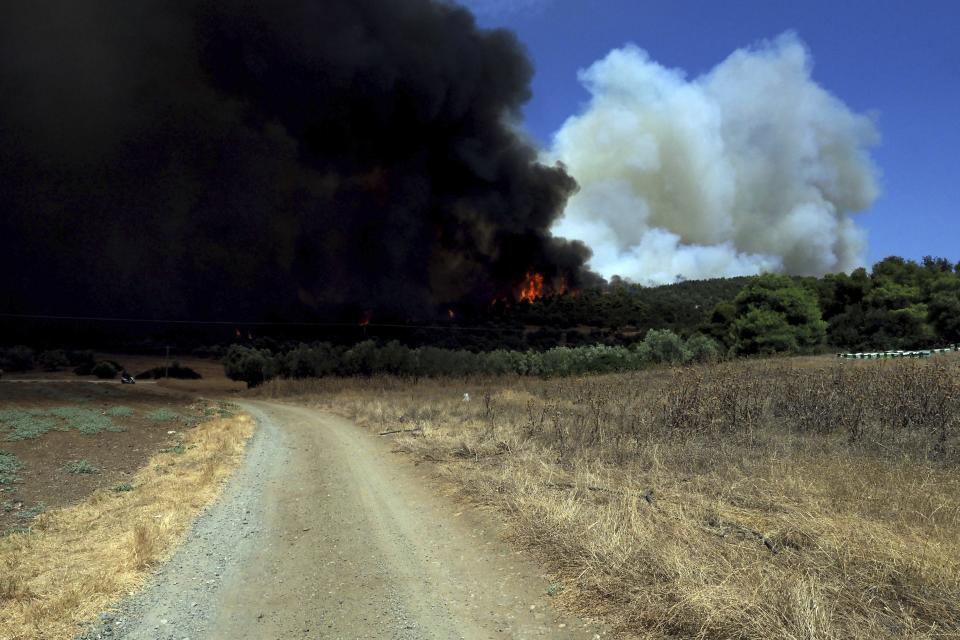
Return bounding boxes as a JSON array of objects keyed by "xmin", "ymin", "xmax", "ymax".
[{"xmin": 0, "ymin": 380, "xmax": 207, "ymax": 532}]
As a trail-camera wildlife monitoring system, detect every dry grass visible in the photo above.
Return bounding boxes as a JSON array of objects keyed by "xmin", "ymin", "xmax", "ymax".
[
  {"xmin": 0, "ymin": 414, "xmax": 254, "ymax": 640},
  {"xmin": 258, "ymin": 357, "xmax": 960, "ymax": 639}
]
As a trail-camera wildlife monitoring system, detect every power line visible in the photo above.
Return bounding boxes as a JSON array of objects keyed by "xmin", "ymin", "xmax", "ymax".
[{"xmin": 0, "ymin": 312, "xmax": 528, "ymax": 333}]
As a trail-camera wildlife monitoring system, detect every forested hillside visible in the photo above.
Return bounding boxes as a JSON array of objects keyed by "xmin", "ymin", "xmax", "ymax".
[{"xmin": 496, "ymin": 255, "xmax": 960, "ymax": 353}]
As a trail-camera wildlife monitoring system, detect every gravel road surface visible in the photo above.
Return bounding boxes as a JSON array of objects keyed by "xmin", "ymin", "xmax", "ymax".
[{"xmin": 81, "ymin": 401, "xmax": 605, "ymax": 639}]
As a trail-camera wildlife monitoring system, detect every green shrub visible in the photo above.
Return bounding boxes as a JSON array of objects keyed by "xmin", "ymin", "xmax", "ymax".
[
  {"xmin": 91, "ymin": 361, "xmax": 119, "ymax": 379},
  {"xmin": 685, "ymin": 333, "xmax": 723, "ymax": 363},
  {"xmin": 105, "ymin": 406, "xmax": 134, "ymax": 417},
  {"xmin": 340, "ymin": 340, "xmax": 379, "ymax": 376},
  {"xmin": 73, "ymin": 362, "xmax": 94, "ymax": 376},
  {"xmin": 643, "ymin": 329, "xmax": 689, "ymax": 364},
  {"xmin": 223, "ymin": 345, "xmax": 278, "ymax": 388},
  {"xmin": 37, "ymin": 349, "xmax": 70, "ymax": 371},
  {"xmin": 135, "ymin": 362, "xmax": 202, "ymax": 379},
  {"xmin": 112, "ymin": 482, "xmax": 134, "ymax": 492},
  {"xmin": 375, "ymin": 341, "xmax": 417, "ymax": 376},
  {"xmin": 66, "ymin": 350, "xmax": 95, "ymax": 367},
  {"xmin": 280, "ymin": 344, "xmax": 340, "ymax": 378},
  {"xmin": 0, "ymin": 346, "xmax": 34, "ymax": 372}
]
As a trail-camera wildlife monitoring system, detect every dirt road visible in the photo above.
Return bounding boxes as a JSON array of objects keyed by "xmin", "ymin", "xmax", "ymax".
[{"xmin": 97, "ymin": 401, "xmax": 604, "ymax": 639}]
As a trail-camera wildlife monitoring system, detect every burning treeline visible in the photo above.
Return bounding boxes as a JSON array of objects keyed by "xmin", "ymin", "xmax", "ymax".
[
  {"xmin": 363, "ymin": 271, "xmax": 568, "ymax": 325},
  {"xmin": 0, "ymin": 0, "xmax": 596, "ymax": 323},
  {"xmin": 501, "ymin": 271, "xmax": 568, "ymax": 306}
]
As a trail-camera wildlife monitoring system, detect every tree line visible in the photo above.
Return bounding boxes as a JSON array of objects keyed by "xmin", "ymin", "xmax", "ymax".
[
  {"xmin": 223, "ymin": 330, "xmax": 723, "ymax": 387},
  {"xmin": 221, "ymin": 256, "xmax": 960, "ymax": 384},
  {"xmin": 702, "ymin": 256, "xmax": 960, "ymax": 354}
]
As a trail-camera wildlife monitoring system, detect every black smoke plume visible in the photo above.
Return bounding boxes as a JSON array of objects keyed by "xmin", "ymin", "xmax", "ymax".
[{"xmin": 0, "ymin": 0, "xmax": 593, "ymax": 323}]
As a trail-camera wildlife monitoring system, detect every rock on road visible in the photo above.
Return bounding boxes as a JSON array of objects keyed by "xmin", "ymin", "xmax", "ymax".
[{"xmin": 91, "ymin": 402, "xmax": 605, "ymax": 639}]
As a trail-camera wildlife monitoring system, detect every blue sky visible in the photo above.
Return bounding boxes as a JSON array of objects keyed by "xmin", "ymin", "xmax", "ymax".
[{"xmin": 462, "ymin": 0, "xmax": 960, "ymax": 268}]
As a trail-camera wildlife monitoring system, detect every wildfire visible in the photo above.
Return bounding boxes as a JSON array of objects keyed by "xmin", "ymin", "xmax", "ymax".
[
  {"xmin": 447, "ymin": 308, "xmax": 455, "ymax": 319},
  {"xmin": 518, "ymin": 272, "xmax": 545, "ymax": 303},
  {"xmin": 359, "ymin": 310, "xmax": 372, "ymax": 326},
  {"xmin": 555, "ymin": 277, "xmax": 568, "ymax": 296}
]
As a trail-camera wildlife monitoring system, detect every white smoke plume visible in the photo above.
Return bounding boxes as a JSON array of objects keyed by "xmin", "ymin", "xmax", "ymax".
[{"xmin": 548, "ymin": 34, "xmax": 881, "ymax": 284}]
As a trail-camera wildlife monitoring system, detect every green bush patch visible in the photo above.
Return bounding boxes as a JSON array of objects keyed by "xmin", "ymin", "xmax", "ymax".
[
  {"xmin": 63, "ymin": 459, "xmax": 98, "ymax": 474},
  {"xmin": 112, "ymin": 482, "xmax": 134, "ymax": 492},
  {"xmin": 160, "ymin": 442, "xmax": 188, "ymax": 455},
  {"xmin": 49, "ymin": 407, "xmax": 122, "ymax": 434},
  {"xmin": 1, "ymin": 526, "xmax": 33, "ymax": 537},
  {"xmin": 105, "ymin": 406, "xmax": 135, "ymax": 417},
  {"xmin": 17, "ymin": 502, "xmax": 46, "ymax": 520},
  {"xmin": 135, "ymin": 363, "xmax": 202, "ymax": 380},
  {"xmin": 1, "ymin": 406, "xmax": 127, "ymax": 440},
  {"xmin": 0, "ymin": 409, "xmax": 58, "ymax": 441},
  {"xmin": 91, "ymin": 361, "xmax": 120, "ymax": 379},
  {"xmin": 146, "ymin": 408, "xmax": 180, "ymax": 422},
  {"xmin": 0, "ymin": 451, "xmax": 23, "ymax": 485},
  {"xmin": 202, "ymin": 401, "xmax": 236, "ymax": 418}
]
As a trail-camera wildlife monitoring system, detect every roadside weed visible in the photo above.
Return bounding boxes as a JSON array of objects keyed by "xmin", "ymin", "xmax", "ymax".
[
  {"xmin": 1, "ymin": 526, "xmax": 32, "ymax": 537},
  {"xmin": 63, "ymin": 460, "xmax": 99, "ymax": 475},
  {"xmin": 203, "ymin": 401, "xmax": 238, "ymax": 418},
  {"xmin": 17, "ymin": 502, "xmax": 45, "ymax": 520},
  {"xmin": 160, "ymin": 442, "xmax": 189, "ymax": 455}
]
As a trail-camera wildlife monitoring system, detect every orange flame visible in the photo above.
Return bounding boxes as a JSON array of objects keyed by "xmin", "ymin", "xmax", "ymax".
[
  {"xmin": 359, "ymin": 310, "xmax": 372, "ymax": 326},
  {"xmin": 518, "ymin": 272, "xmax": 545, "ymax": 303},
  {"xmin": 235, "ymin": 328, "xmax": 241, "ymax": 338},
  {"xmin": 447, "ymin": 308, "xmax": 455, "ymax": 319}
]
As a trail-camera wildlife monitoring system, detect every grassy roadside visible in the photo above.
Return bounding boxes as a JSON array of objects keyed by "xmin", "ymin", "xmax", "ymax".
[
  {"xmin": 258, "ymin": 359, "xmax": 960, "ymax": 639},
  {"xmin": 0, "ymin": 413, "xmax": 255, "ymax": 640}
]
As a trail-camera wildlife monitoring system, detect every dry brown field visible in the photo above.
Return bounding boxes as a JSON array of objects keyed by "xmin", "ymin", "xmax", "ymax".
[
  {"xmin": 0, "ymin": 358, "xmax": 253, "ymax": 639},
  {"xmin": 258, "ymin": 354, "xmax": 960, "ymax": 639}
]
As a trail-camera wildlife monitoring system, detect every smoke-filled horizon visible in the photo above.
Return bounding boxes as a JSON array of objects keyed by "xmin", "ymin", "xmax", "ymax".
[
  {"xmin": 548, "ymin": 33, "xmax": 881, "ymax": 285},
  {"xmin": 0, "ymin": 0, "xmax": 594, "ymax": 322}
]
